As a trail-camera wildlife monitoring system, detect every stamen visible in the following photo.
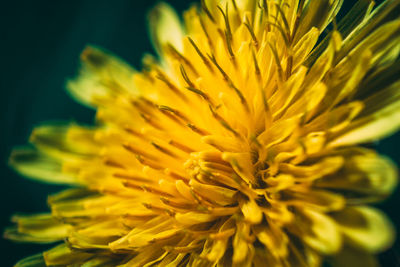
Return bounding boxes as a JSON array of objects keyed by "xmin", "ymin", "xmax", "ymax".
[
  {"xmin": 209, "ymin": 106, "xmax": 240, "ymax": 138},
  {"xmin": 231, "ymin": 0, "xmax": 241, "ymax": 25},
  {"xmin": 198, "ymin": 15, "xmax": 214, "ymax": 49},
  {"xmin": 142, "ymin": 184, "xmax": 174, "ymax": 197},
  {"xmin": 201, "ymin": 0, "xmax": 216, "ymax": 23},
  {"xmin": 160, "ymin": 197, "xmax": 196, "ymax": 210},
  {"xmin": 122, "ymin": 143, "xmax": 158, "ymax": 161},
  {"xmin": 158, "ymin": 108, "xmax": 186, "ymax": 126},
  {"xmin": 217, "ymin": 4, "xmax": 236, "ymax": 63},
  {"xmin": 155, "ymin": 70, "xmax": 187, "ymax": 100},
  {"xmin": 274, "ymin": 3, "xmax": 291, "ymax": 36},
  {"xmin": 200, "ymin": 161, "xmax": 234, "ymax": 173},
  {"xmin": 286, "ymin": 54, "xmax": 293, "ymax": 79},
  {"xmin": 265, "ymin": 21, "xmax": 290, "ymax": 47},
  {"xmin": 261, "ymin": 0, "xmax": 270, "ymax": 31},
  {"xmin": 208, "ymin": 54, "xmax": 249, "ymax": 110},
  {"xmin": 124, "ymin": 127, "xmax": 148, "ymax": 140},
  {"xmin": 187, "ymin": 123, "xmax": 210, "ymax": 136},
  {"xmin": 267, "ymin": 42, "xmax": 285, "ymax": 82},
  {"xmin": 193, "ymin": 151, "xmax": 229, "ymax": 166},
  {"xmin": 180, "ymin": 65, "xmax": 213, "ymax": 103},
  {"xmin": 291, "ymin": 0, "xmax": 306, "ymax": 40},
  {"xmin": 158, "ymin": 105, "xmax": 190, "ymax": 123},
  {"xmin": 251, "ymin": 49, "xmax": 262, "ymax": 83},
  {"xmin": 131, "ymin": 99, "xmax": 154, "ymax": 115},
  {"xmin": 151, "ymin": 141, "xmax": 179, "ymax": 158},
  {"xmin": 166, "ymin": 43, "xmax": 199, "ymax": 76},
  {"xmin": 140, "ymin": 113, "xmax": 164, "ymax": 130},
  {"xmin": 104, "ymin": 159, "xmax": 125, "ymax": 169},
  {"xmin": 165, "ymin": 169, "xmax": 189, "ymax": 181},
  {"xmin": 188, "ymin": 37, "xmax": 213, "ymax": 71},
  {"xmin": 180, "ymin": 64, "xmax": 195, "ymax": 88},
  {"xmin": 169, "ymin": 140, "xmax": 194, "ymax": 153},
  {"xmin": 142, "ymin": 203, "xmax": 175, "ymax": 216},
  {"xmin": 135, "ymin": 155, "xmax": 164, "ymax": 170},
  {"xmin": 244, "ymin": 16, "xmax": 259, "ymax": 49},
  {"xmin": 113, "ymin": 173, "xmax": 152, "ymax": 183}
]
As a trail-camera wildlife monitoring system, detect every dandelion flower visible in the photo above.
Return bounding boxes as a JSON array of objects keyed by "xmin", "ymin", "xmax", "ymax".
[{"xmin": 5, "ymin": 0, "xmax": 400, "ymax": 266}]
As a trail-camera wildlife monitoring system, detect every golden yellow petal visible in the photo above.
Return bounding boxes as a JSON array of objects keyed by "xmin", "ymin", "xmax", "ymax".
[
  {"xmin": 175, "ymin": 212, "xmax": 217, "ymax": 225},
  {"xmin": 206, "ymin": 239, "xmax": 229, "ymax": 262},
  {"xmin": 289, "ymin": 208, "xmax": 342, "ymax": 255},
  {"xmin": 232, "ymin": 222, "xmax": 250, "ymax": 263},
  {"xmin": 240, "ymin": 198, "xmax": 263, "ymax": 224}
]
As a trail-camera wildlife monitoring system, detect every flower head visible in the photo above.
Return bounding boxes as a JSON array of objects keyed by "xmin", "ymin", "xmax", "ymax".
[{"xmin": 6, "ymin": 0, "xmax": 400, "ymax": 266}]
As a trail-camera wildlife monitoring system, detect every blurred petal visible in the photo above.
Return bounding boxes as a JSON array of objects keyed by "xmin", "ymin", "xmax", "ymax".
[
  {"xmin": 14, "ymin": 254, "xmax": 46, "ymax": 267},
  {"xmin": 9, "ymin": 148, "xmax": 79, "ymax": 185},
  {"xmin": 148, "ymin": 3, "xmax": 184, "ymax": 56},
  {"xmin": 67, "ymin": 46, "xmax": 136, "ymax": 108},
  {"xmin": 332, "ymin": 206, "xmax": 395, "ymax": 253}
]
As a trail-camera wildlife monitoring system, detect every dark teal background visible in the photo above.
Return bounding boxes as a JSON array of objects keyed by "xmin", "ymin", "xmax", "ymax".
[{"xmin": 0, "ymin": 0, "xmax": 398, "ymax": 266}]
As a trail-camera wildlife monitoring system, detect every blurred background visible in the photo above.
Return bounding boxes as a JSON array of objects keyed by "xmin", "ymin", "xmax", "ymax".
[{"xmin": 0, "ymin": 0, "xmax": 398, "ymax": 266}]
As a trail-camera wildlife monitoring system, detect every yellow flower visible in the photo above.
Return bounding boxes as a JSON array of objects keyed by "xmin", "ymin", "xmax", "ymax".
[{"xmin": 5, "ymin": 0, "xmax": 400, "ymax": 266}]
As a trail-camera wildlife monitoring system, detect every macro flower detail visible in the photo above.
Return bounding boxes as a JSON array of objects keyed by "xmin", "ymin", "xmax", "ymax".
[{"xmin": 5, "ymin": 0, "xmax": 400, "ymax": 266}]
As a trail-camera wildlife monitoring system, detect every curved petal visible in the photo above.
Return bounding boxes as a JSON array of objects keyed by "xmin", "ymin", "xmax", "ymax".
[
  {"xmin": 332, "ymin": 206, "xmax": 395, "ymax": 253},
  {"xmin": 67, "ymin": 46, "xmax": 137, "ymax": 108},
  {"xmin": 148, "ymin": 3, "xmax": 184, "ymax": 56}
]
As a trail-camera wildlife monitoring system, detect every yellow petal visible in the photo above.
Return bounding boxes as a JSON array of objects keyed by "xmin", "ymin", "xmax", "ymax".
[
  {"xmin": 189, "ymin": 178, "xmax": 237, "ymax": 206},
  {"xmin": 9, "ymin": 148, "xmax": 79, "ymax": 185},
  {"xmin": 4, "ymin": 214, "xmax": 69, "ymax": 244},
  {"xmin": 290, "ymin": 208, "xmax": 342, "ymax": 255},
  {"xmin": 207, "ymin": 239, "xmax": 229, "ymax": 262},
  {"xmin": 67, "ymin": 46, "xmax": 136, "ymax": 108},
  {"xmin": 338, "ymin": 1, "xmax": 400, "ymax": 62},
  {"xmin": 175, "ymin": 212, "xmax": 217, "ymax": 225},
  {"xmin": 29, "ymin": 124, "xmax": 99, "ymax": 160},
  {"xmin": 255, "ymin": 223, "xmax": 289, "ymax": 259},
  {"xmin": 332, "ymin": 206, "xmax": 395, "ymax": 252},
  {"xmin": 316, "ymin": 152, "xmax": 398, "ymax": 202},
  {"xmin": 14, "ymin": 254, "xmax": 45, "ymax": 267},
  {"xmin": 284, "ymin": 189, "xmax": 345, "ymax": 212},
  {"xmin": 148, "ymin": 2, "xmax": 184, "ymax": 56},
  {"xmin": 43, "ymin": 244, "xmax": 91, "ymax": 266},
  {"xmin": 233, "ymin": 222, "xmax": 250, "ymax": 263},
  {"xmin": 222, "ymin": 152, "xmax": 255, "ymax": 184},
  {"xmin": 240, "ymin": 198, "xmax": 263, "ymax": 224},
  {"xmin": 329, "ymin": 94, "xmax": 400, "ymax": 146},
  {"xmin": 293, "ymin": 27, "xmax": 319, "ymax": 68}
]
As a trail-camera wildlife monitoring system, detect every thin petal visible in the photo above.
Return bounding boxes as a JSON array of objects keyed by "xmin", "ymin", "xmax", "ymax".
[
  {"xmin": 14, "ymin": 254, "xmax": 46, "ymax": 267},
  {"xmin": 4, "ymin": 214, "xmax": 69, "ymax": 243},
  {"xmin": 9, "ymin": 148, "xmax": 79, "ymax": 185}
]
